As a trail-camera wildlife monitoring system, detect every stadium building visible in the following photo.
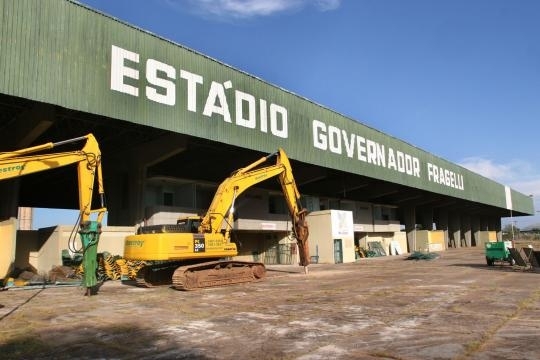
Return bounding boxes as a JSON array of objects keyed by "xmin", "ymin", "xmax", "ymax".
[{"xmin": 0, "ymin": 0, "xmax": 534, "ymax": 276}]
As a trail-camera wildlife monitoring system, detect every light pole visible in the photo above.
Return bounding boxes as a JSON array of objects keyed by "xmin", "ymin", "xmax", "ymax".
[{"xmin": 510, "ymin": 209, "xmax": 515, "ymax": 248}]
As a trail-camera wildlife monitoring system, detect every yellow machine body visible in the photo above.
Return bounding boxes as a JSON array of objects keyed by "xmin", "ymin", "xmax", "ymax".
[{"xmin": 124, "ymin": 232, "xmax": 238, "ymax": 261}]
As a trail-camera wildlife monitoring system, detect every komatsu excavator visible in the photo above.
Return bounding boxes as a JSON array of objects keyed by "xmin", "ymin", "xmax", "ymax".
[
  {"xmin": 0, "ymin": 134, "xmax": 106, "ymax": 295},
  {"xmin": 123, "ymin": 148, "xmax": 310, "ymax": 290}
]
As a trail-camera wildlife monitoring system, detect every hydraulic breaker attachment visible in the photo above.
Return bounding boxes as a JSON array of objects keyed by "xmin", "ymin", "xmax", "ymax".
[
  {"xmin": 294, "ymin": 209, "xmax": 310, "ymax": 272},
  {"xmin": 79, "ymin": 220, "xmax": 101, "ymax": 295}
]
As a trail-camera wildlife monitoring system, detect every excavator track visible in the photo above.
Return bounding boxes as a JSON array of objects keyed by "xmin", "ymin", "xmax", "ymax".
[
  {"xmin": 171, "ymin": 260, "xmax": 266, "ymax": 291},
  {"xmin": 135, "ymin": 261, "xmax": 184, "ymax": 287}
]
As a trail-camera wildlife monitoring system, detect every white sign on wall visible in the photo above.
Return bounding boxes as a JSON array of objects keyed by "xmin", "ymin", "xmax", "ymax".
[{"xmin": 331, "ymin": 210, "xmax": 353, "ymax": 238}]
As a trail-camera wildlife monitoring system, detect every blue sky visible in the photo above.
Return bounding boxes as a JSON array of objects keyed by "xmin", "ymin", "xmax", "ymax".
[{"xmin": 35, "ymin": 0, "xmax": 540, "ymax": 228}]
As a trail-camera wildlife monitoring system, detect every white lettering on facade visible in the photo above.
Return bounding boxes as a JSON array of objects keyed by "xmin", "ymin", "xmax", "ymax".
[
  {"xmin": 179, "ymin": 69, "xmax": 202, "ymax": 112},
  {"xmin": 269, "ymin": 104, "xmax": 288, "ymax": 138},
  {"xmin": 110, "ymin": 44, "xmax": 288, "ymax": 138},
  {"xmin": 110, "ymin": 45, "xmax": 139, "ymax": 96},
  {"xmin": 313, "ymin": 119, "xmax": 327, "ymax": 150},
  {"xmin": 311, "ymin": 119, "xmax": 421, "ymax": 179},
  {"xmin": 328, "ymin": 125, "xmax": 341, "ymax": 154},
  {"xmin": 111, "ymin": 45, "xmax": 466, "ymax": 193},
  {"xmin": 203, "ymin": 81, "xmax": 232, "ymax": 122},
  {"xmin": 427, "ymin": 163, "xmax": 464, "ymax": 190},
  {"xmin": 235, "ymin": 90, "xmax": 256, "ymax": 129},
  {"xmin": 146, "ymin": 59, "xmax": 176, "ymax": 106}
]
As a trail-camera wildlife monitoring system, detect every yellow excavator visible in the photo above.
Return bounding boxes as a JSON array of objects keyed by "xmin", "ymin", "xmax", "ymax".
[
  {"xmin": 0, "ymin": 134, "xmax": 106, "ymax": 295},
  {"xmin": 124, "ymin": 148, "xmax": 310, "ymax": 290}
]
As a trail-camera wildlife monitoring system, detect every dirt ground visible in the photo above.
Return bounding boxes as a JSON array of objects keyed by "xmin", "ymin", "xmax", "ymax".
[{"xmin": 1, "ymin": 247, "xmax": 539, "ymax": 360}]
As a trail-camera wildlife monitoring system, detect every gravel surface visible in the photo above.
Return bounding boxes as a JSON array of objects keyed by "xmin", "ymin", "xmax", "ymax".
[{"xmin": 1, "ymin": 247, "xmax": 539, "ymax": 359}]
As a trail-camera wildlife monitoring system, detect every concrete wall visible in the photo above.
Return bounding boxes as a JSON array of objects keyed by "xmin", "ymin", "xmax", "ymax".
[
  {"xmin": 15, "ymin": 229, "xmax": 41, "ymax": 270},
  {"xmin": 307, "ymin": 211, "xmax": 333, "ymax": 263},
  {"xmin": 477, "ymin": 231, "xmax": 497, "ymax": 247},
  {"xmin": 359, "ymin": 231, "xmax": 408, "ymax": 256},
  {"xmin": 0, "ymin": 217, "xmax": 17, "ymax": 279},
  {"xmin": 29, "ymin": 226, "xmax": 65, "ymax": 276},
  {"xmin": 232, "ymin": 231, "xmax": 297, "ymax": 265},
  {"xmin": 373, "ymin": 220, "xmax": 402, "ymax": 233},
  {"xmin": 27, "ymin": 225, "xmax": 135, "ymax": 276},
  {"xmin": 307, "ymin": 210, "xmax": 355, "ymax": 264},
  {"xmin": 414, "ymin": 230, "xmax": 446, "ymax": 252}
]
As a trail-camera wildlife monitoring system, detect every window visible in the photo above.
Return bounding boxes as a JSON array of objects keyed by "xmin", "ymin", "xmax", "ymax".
[
  {"xmin": 196, "ymin": 184, "xmax": 216, "ymax": 209},
  {"xmin": 163, "ymin": 192, "xmax": 174, "ymax": 206},
  {"xmin": 269, "ymin": 194, "xmax": 287, "ymax": 214},
  {"xmin": 373, "ymin": 205, "xmax": 397, "ymax": 221}
]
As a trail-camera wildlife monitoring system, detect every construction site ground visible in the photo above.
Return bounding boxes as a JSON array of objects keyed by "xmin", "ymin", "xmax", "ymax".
[{"xmin": 1, "ymin": 247, "xmax": 539, "ymax": 360}]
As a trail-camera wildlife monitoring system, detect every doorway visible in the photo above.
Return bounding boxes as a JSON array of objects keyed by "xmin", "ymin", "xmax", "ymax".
[{"xmin": 334, "ymin": 239, "xmax": 343, "ymax": 264}]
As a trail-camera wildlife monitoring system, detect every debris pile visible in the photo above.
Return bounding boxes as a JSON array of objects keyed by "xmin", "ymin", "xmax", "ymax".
[
  {"xmin": 2, "ymin": 252, "xmax": 146, "ymax": 289},
  {"xmin": 406, "ymin": 251, "xmax": 440, "ymax": 261}
]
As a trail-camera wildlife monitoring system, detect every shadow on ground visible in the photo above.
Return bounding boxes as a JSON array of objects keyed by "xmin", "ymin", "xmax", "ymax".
[
  {"xmin": 0, "ymin": 323, "xmax": 211, "ymax": 360},
  {"xmin": 449, "ymin": 263, "xmax": 540, "ymax": 274}
]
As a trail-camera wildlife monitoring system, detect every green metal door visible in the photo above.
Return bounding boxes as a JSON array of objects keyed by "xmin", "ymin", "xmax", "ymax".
[{"xmin": 334, "ymin": 239, "xmax": 343, "ymax": 264}]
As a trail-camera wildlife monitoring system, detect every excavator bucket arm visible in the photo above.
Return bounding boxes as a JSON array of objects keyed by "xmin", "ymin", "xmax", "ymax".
[{"xmin": 294, "ymin": 209, "xmax": 310, "ymax": 267}]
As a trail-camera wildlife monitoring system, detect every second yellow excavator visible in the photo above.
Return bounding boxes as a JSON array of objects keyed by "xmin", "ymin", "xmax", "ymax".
[{"xmin": 123, "ymin": 148, "xmax": 310, "ymax": 290}]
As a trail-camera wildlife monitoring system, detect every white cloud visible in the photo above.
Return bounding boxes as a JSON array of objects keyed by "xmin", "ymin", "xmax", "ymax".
[
  {"xmin": 508, "ymin": 179, "xmax": 540, "ymax": 199},
  {"xmin": 459, "ymin": 156, "xmax": 534, "ymax": 185},
  {"xmin": 460, "ymin": 157, "xmax": 540, "ymax": 227},
  {"xmin": 183, "ymin": 0, "xmax": 341, "ymax": 19},
  {"xmin": 315, "ymin": 0, "xmax": 341, "ymax": 11}
]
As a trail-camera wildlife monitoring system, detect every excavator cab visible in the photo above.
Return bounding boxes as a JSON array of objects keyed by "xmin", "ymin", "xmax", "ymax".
[
  {"xmin": 177, "ymin": 217, "xmax": 202, "ymax": 233},
  {"xmin": 136, "ymin": 216, "xmax": 202, "ymax": 235}
]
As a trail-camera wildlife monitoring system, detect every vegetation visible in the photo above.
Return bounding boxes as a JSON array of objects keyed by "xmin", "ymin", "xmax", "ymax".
[{"xmin": 502, "ymin": 224, "xmax": 540, "ymax": 241}]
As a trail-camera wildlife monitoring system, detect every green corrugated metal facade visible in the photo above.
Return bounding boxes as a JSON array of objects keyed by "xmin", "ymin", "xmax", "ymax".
[{"xmin": 0, "ymin": 0, "xmax": 534, "ymax": 214}]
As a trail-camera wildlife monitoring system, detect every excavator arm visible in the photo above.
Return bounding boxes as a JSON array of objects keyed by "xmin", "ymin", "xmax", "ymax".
[
  {"xmin": 275, "ymin": 149, "xmax": 310, "ymax": 269},
  {"xmin": 0, "ymin": 134, "xmax": 106, "ymax": 294},
  {"xmin": 199, "ymin": 148, "xmax": 310, "ymax": 268}
]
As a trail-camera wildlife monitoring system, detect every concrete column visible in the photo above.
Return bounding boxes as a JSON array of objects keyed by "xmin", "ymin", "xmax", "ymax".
[
  {"xmin": 403, "ymin": 206, "xmax": 416, "ymax": 253},
  {"xmin": 461, "ymin": 215, "xmax": 471, "ymax": 247},
  {"xmin": 105, "ymin": 166, "xmax": 146, "ymax": 226},
  {"xmin": 436, "ymin": 209, "xmax": 449, "ymax": 249},
  {"xmin": 471, "ymin": 216, "xmax": 481, "ymax": 247},
  {"xmin": 480, "ymin": 217, "xmax": 490, "ymax": 231},
  {"xmin": 489, "ymin": 217, "xmax": 503, "ymax": 241},
  {"xmin": 106, "ymin": 134, "xmax": 187, "ymax": 226},
  {"xmin": 449, "ymin": 212, "xmax": 461, "ymax": 248},
  {"xmin": 419, "ymin": 207, "xmax": 434, "ymax": 230}
]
